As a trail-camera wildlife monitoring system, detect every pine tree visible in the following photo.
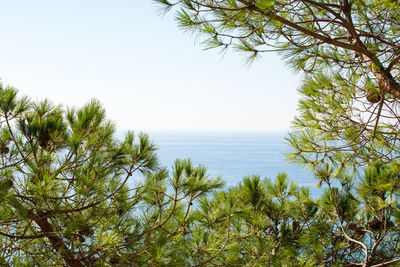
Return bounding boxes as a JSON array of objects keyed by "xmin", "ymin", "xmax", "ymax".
[
  {"xmin": 1, "ymin": 81, "xmax": 399, "ymax": 266},
  {"xmin": 154, "ymin": 0, "xmax": 400, "ymax": 167},
  {"xmin": 152, "ymin": 2, "xmax": 400, "ymax": 265},
  {"xmin": 0, "ymin": 84, "xmax": 224, "ymax": 266}
]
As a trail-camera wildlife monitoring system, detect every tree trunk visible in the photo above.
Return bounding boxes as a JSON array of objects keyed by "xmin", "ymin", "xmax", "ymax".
[{"xmin": 29, "ymin": 211, "xmax": 84, "ymax": 267}]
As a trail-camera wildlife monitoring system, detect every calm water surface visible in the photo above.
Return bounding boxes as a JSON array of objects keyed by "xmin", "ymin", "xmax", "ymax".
[{"xmin": 148, "ymin": 131, "xmax": 317, "ymax": 192}]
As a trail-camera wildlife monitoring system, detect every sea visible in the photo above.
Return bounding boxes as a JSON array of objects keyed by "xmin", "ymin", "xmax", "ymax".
[{"xmin": 147, "ymin": 131, "xmax": 320, "ymax": 196}]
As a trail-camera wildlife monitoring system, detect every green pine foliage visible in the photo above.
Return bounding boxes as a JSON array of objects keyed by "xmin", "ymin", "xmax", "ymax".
[
  {"xmin": 2, "ymin": 0, "xmax": 400, "ymax": 265},
  {"xmin": 0, "ymin": 85, "xmax": 226, "ymax": 266},
  {"xmin": 1, "ymin": 84, "xmax": 400, "ymax": 265},
  {"xmin": 155, "ymin": 0, "xmax": 400, "ymax": 168},
  {"xmin": 150, "ymin": 2, "xmax": 400, "ymax": 263}
]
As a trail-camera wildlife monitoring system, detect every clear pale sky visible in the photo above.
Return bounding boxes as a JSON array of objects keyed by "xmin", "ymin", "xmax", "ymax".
[{"xmin": 0, "ymin": 0, "xmax": 300, "ymax": 132}]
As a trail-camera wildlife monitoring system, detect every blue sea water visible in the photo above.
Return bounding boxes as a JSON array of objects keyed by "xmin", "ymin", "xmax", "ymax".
[{"xmin": 148, "ymin": 131, "xmax": 317, "ymax": 193}]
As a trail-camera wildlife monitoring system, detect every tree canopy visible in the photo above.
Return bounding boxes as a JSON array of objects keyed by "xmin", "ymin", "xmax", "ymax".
[
  {"xmin": 149, "ymin": 1, "xmax": 400, "ymax": 265},
  {"xmin": 0, "ymin": 84, "xmax": 225, "ymax": 266},
  {"xmin": 155, "ymin": 0, "xmax": 400, "ymax": 167},
  {"xmin": 2, "ymin": 0, "xmax": 400, "ymax": 266},
  {"xmin": 1, "ymin": 84, "xmax": 400, "ymax": 266}
]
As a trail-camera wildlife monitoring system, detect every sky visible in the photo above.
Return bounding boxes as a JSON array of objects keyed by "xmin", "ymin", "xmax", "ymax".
[{"xmin": 0, "ymin": 0, "xmax": 300, "ymax": 132}]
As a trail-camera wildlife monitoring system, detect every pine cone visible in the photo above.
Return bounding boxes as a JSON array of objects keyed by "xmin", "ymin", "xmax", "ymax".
[
  {"xmin": 368, "ymin": 218, "xmax": 382, "ymax": 230},
  {"xmin": 347, "ymin": 222, "xmax": 358, "ymax": 230},
  {"xmin": 292, "ymin": 220, "xmax": 299, "ymax": 232},
  {"xmin": 0, "ymin": 146, "xmax": 9, "ymax": 154},
  {"xmin": 366, "ymin": 93, "xmax": 381, "ymax": 103}
]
